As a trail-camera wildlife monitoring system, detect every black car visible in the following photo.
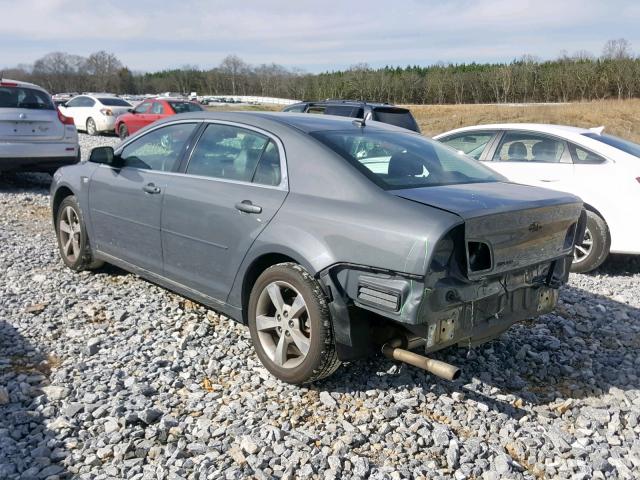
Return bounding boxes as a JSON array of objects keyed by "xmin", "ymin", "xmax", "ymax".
[{"xmin": 283, "ymin": 99, "xmax": 420, "ymax": 133}]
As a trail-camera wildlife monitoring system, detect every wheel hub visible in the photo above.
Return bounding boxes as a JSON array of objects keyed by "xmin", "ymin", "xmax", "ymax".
[
  {"xmin": 573, "ymin": 227, "xmax": 593, "ymax": 264},
  {"xmin": 255, "ymin": 280, "xmax": 311, "ymax": 369},
  {"xmin": 58, "ymin": 206, "xmax": 81, "ymax": 263}
]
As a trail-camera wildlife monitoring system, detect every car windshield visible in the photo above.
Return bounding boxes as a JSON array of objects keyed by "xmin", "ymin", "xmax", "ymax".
[
  {"xmin": 311, "ymin": 129, "xmax": 503, "ymax": 190},
  {"xmin": 372, "ymin": 107, "xmax": 419, "ymax": 132},
  {"xmin": 98, "ymin": 97, "xmax": 132, "ymax": 107},
  {"xmin": 0, "ymin": 86, "xmax": 54, "ymax": 110},
  {"xmin": 169, "ymin": 101, "xmax": 203, "ymax": 114},
  {"xmin": 582, "ymin": 132, "xmax": 640, "ymax": 159}
]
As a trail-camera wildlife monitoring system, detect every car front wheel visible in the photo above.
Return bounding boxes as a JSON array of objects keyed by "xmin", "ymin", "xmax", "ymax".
[
  {"xmin": 248, "ymin": 263, "xmax": 341, "ymax": 384},
  {"xmin": 571, "ymin": 210, "xmax": 610, "ymax": 273},
  {"xmin": 56, "ymin": 196, "xmax": 103, "ymax": 271}
]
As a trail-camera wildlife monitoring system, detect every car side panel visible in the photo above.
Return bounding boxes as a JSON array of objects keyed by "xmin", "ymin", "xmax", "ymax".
[
  {"xmin": 162, "ymin": 175, "xmax": 288, "ymax": 301},
  {"xmin": 226, "ymin": 191, "xmax": 462, "ymax": 309}
]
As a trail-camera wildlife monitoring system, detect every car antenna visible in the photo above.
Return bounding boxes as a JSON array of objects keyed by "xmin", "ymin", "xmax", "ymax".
[
  {"xmin": 352, "ymin": 112, "xmax": 370, "ymax": 128},
  {"xmin": 352, "ymin": 117, "xmax": 366, "ymax": 128},
  {"xmin": 589, "ymin": 126, "xmax": 605, "ymax": 135}
]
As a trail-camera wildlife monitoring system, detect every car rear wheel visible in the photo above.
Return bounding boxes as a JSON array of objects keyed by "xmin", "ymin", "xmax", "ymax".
[
  {"xmin": 248, "ymin": 263, "xmax": 341, "ymax": 384},
  {"xmin": 56, "ymin": 196, "xmax": 103, "ymax": 271},
  {"xmin": 86, "ymin": 118, "xmax": 98, "ymax": 136},
  {"xmin": 119, "ymin": 123, "xmax": 129, "ymax": 140},
  {"xmin": 571, "ymin": 210, "xmax": 610, "ymax": 273}
]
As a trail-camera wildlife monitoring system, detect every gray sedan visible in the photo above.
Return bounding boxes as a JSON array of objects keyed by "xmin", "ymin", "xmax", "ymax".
[{"xmin": 50, "ymin": 112, "xmax": 584, "ymax": 384}]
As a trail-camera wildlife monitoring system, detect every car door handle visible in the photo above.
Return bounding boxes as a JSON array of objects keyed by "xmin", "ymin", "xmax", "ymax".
[
  {"xmin": 235, "ymin": 200, "xmax": 262, "ymax": 214},
  {"xmin": 143, "ymin": 183, "xmax": 161, "ymax": 194}
]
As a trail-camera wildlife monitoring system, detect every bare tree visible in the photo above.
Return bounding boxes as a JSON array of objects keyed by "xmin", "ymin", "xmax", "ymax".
[
  {"xmin": 219, "ymin": 55, "xmax": 247, "ymax": 95},
  {"xmin": 602, "ymin": 38, "xmax": 632, "ymax": 60},
  {"xmin": 84, "ymin": 51, "xmax": 123, "ymax": 92}
]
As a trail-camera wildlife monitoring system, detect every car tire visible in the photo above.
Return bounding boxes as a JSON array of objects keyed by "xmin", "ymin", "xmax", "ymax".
[
  {"xmin": 55, "ymin": 195, "xmax": 103, "ymax": 271},
  {"xmin": 86, "ymin": 118, "xmax": 98, "ymax": 136},
  {"xmin": 248, "ymin": 262, "xmax": 341, "ymax": 384},
  {"xmin": 119, "ymin": 123, "xmax": 129, "ymax": 140},
  {"xmin": 571, "ymin": 210, "xmax": 610, "ymax": 273}
]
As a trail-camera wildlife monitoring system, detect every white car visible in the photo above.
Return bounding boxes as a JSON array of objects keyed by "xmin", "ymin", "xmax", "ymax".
[
  {"xmin": 434, "ymin": 124, "xmax": 640, "ymax": 272},
  {"xmin": 0, "ymin": 78, "xmax": 79, "ymax": 173},
  {"xmin": 59, "ymin": 94, "xmax": 132, "ymax": 135}
]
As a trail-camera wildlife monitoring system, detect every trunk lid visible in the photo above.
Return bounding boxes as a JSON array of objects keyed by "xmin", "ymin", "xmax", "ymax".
[
  {"xmin": 392, "ymin": 182, "xmax": 583, "ymax": 278},
  {"xmin": 0, "ymin": 108, "xmax": 65, "ymax": 141}
]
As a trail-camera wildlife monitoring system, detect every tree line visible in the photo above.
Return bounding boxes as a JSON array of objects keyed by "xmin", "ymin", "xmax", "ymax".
[{"xmin": 3, "ymin": 39, "xmax": 639, "ymax": 104}]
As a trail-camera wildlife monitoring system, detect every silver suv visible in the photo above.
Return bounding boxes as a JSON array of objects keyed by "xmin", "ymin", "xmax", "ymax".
[{"xmin": 0, "ymin": 78, "xmax": 79, "ymax": 173}]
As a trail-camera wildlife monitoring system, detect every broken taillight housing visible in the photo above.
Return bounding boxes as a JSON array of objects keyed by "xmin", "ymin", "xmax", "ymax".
[{"xmin": 467, "ymin": 241, "xmax": 492, "ymax": 272}]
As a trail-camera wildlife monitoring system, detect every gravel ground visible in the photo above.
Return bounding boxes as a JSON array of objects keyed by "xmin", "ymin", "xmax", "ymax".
[{"xmin": 1, "ymin": 134, "xmax": 639, "ymax": 479}]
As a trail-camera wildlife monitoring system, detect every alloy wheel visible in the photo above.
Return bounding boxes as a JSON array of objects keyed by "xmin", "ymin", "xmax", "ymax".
[
  {"xmin": 255, "ymin": 281, "xmax": 311, "ymax": 369},
  {"xmin": 58, "ymin": 206, "xmax": 82, "ymax": 263},
  {"xmin": 87, "ymin": 119, "xmax": 96, "ymax": 135},
  {"xmin": 573, "ymin": 227, "xmax": 593, "ymax": 264}
]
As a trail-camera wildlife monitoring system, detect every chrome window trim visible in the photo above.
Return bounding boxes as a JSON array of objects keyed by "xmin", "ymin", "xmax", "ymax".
[
  {"xmin": 490, "ymin": 129, "xmax": 573, "ymax": 164},
  {"xmin": 107, "ymin": 119, "xmax": 289, "ymax": 192},
  {"xmin": 185, "ymin": 119, "xmax": 289, "ymax": 191},
  {"xmin": 114, "ymin": 120, "xmax": 202, "ymax": 154}
]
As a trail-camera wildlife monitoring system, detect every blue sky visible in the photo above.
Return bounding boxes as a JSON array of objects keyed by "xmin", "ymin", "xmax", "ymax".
[{"xmin": 1, "ymin": 0, "xmax": 638, "ymax": 72}]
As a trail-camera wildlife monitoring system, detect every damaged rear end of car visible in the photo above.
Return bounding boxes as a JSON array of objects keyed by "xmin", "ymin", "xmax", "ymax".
[{"xmin": 319, "ymin": 183, "xmax": 584, "ymax": 377}]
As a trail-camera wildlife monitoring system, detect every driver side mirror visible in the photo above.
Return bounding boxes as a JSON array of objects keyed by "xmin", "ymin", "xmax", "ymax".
[
  {"xmin": 127, "ymin": 108, "xmax": 134, "ymax": 113},
  {"xmin": 89, "ymin": 146, "xmax": 122, "ymax": 167}
]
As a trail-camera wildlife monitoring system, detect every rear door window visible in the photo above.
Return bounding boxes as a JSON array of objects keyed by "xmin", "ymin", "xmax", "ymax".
[
  {"xmin": 169, "ymin": 102, "xmax": 203, "ymax": 114},
  {"xmin": 134, "ymin": 101, "xmax": 152, "ymax": 114},
  {"xmin": 151, "ymin": 102, "xmax": 165, "ymax": 114},
  {"xmin": 307, "ymin": 105, "xmax": 326, "ymax": 114},
  {"xmin": 324, "ymin": 105, "xmax": 362, "ymax": 117},
  {"xmin": 283, "ymin": 104, "xmax": 307, "ymax": 113},
  {"xmin": 568, "ymin": 144, "xmax": 606, "ymax": 164},
  {"xmin": 372, "ymin": 107, "xmax": 419, "ymax": 132},
  {"xmin": 493, "ymin": 132, "xmax": 567, "ymax": 163},
  {"xmin": 439, "ymin": 132, "xmax": 496, "ymax": 160},
  {"xmin": 187, "ymin": 124, "xmax": 275, "ymax": 182},
  {"xmin": 0, "ymin": 86, "xmax": 54, "ymax": 110}
]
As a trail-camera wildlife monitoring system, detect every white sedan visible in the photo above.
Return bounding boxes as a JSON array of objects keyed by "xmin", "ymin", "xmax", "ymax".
[
  {"xmin": 59, "ymin": 94, "xmax": 132, "ymax": 135},
  {"xmin": 0, "ymin": 78, "xmax": 79, "ymax": 173},
  {"xmin": 434, "ymin": 123, "xmax": 640, "ymax": 273}
]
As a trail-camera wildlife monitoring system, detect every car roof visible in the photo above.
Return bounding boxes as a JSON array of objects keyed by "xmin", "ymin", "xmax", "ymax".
[
  {"xmin": 435, "ymin": 123, "xmax": 595, "ymax": 138},
  {"xmin": 158, "ymin": 111, "xmax": 417, "ymax": 134},
  {"xmin": 0, "ymin": 78, "xmax": 49, "ymax": 93},
  {"xmin": 77, "ymin": 93, "xmax": 123, "ymax": 100},
  {"xmin": 294, "ymin": 99, "xmax": 399, "ymax": 108}
]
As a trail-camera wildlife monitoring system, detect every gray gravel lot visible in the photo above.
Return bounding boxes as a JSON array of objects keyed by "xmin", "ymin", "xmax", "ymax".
[{"xmin": 0, "ymin": 134, "xmax": 639, "ymax": 479}]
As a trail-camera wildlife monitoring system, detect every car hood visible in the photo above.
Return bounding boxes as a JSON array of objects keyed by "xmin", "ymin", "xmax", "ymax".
[{"xmin": 391, "ymin": 181, "xmax": 581, "ymax": 220}]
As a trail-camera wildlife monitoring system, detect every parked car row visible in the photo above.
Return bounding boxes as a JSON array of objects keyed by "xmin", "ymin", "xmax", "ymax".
[
  {"xmin": 57, "ymin": 94, "xmax": 203, "ymax": 137},
  {"xmin": 2, "ymin": 78, "xmax": 638, "ymax": 275}
]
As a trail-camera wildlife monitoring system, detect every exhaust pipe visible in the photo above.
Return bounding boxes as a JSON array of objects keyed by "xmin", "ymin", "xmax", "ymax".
[{"xmin": 382, "ymin": 341, "xmax": 461, "ymax": 381}]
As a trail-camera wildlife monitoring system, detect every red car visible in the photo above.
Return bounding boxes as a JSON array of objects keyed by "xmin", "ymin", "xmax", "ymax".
[{"xmin": 115, "ymin": 98, "xmax": 203, "ymax": 139}]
